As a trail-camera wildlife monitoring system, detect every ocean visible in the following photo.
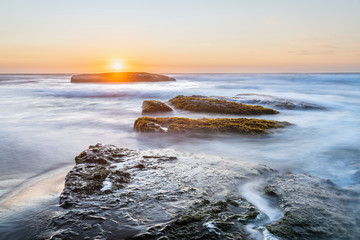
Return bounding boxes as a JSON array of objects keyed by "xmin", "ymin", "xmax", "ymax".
[{"xmin": 0, "ymin": 73, "xmax": 359, "ymax": 239}]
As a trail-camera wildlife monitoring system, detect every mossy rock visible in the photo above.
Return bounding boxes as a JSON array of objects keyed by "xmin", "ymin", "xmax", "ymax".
[
  {"xmin": 134, "ymin": 117, "xmax": 289, "ymax": 134},
  {"xmin": 169, "ymin": 95, "xmax": 279, "ymax": 115},
  {"xmin": 142, "ymin": 100, "xmax": 173, "ymax": 114}
]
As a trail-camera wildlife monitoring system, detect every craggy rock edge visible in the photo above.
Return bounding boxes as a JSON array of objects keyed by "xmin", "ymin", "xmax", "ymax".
[{"xmin": 39, "ymin": 144, "xmax": 360, "ymax": 240}]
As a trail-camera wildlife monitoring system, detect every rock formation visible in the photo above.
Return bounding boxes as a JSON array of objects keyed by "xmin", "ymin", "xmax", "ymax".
[
  {"xmin": 142, "ymin": 100, "xmax": 173, "ymax": 114},
  {"xmin": 264, "ymin": 173, "xmax": 360, "ymax": 240},
  {"xmin": 71, "ymin": 72, "xmax": 176, "ymax": 83},
  {"xmin": 134, "ymin": 116, "xmax": 289, "ymax": 134},
  {"xmin": 169, "ymin": 95, "xmax": 279, "ymax": 115},
  {"xmin": 40, "ymin": 144, "xmax": 360, "ymax": 240},
  {"xmin": 233, "ymin": 93, "xmax": 326, "ymax": 110},
  {"xmin": 40, "ymin": 144, "xmax": 275, "ymax": 239}
]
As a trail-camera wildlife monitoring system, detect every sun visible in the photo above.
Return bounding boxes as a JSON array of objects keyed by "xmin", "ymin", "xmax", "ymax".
[{"xmin": 111, "ymin": 60, "xmax": 124, "ymax": 71}]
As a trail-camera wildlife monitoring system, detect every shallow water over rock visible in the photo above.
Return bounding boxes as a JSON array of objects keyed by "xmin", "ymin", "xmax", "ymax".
[
  {"xmin": 38, "ymin": 144, "xmax": 360, "ymax": 240},
  {"xmin": 40, "ymin": 144, "xmax": 277, "ymax": 239},
  {"xmin": 264, "ymin": 173, "xmax": 360, "ymax": 240}
]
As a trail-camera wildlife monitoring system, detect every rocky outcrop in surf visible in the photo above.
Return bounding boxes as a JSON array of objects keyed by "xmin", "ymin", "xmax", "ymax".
[
  {"xmin": 71, "ymin": 72, "xmax": 176, "ymax": 83},
  {"xmin": 40, "ymin": 144, "xmax": 277, "ymax": 239},
  {"xmin": 264, "ymin": 173, "xmax": 360, "ymax": 240},
  {"xmin": 142, "ymin": 100, "xmax": 173, "ymax": 114},
  {"xmin": 233, "ymin": 94, "xmax": 326, "ymax": 110},
  {"xmin": 169, "ymin": 95, "xmax": 279, "ymax": 115},
  {"xmin": 40, "ymin": 144, "xmax": 360, "ymax": 240},
  {"xmin": 134, "ymin": 116, "xmax": 289, "ymax": 134}
]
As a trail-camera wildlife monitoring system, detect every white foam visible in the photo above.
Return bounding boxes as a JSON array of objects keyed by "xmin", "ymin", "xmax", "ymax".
[
  {"xmin": 100, "ymin": 177, "xmax": 112, "ymax": 192},
  {"xmin": 239, "ymin": 180, "xmax": 283, "ymax": 240},
  {"xmin": 203, "ymin": 221, "xmax": 221, "ymax": 235},
  {"xmin": 259, "ymin": 226, "xmax": 281, "ymax": 240},
  {"xmin": 240, "ymin": 180, "xmax": 283, "ymax": 222}
]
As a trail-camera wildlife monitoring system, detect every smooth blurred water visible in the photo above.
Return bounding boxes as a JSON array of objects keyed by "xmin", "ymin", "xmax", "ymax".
[{"xmin": 0, "ymin": 73, "xmax": 360, "ymax": 207}]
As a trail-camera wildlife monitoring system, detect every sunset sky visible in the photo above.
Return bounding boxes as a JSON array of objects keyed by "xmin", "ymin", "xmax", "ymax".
[{"xmin": 0, "ymin": 0, "xmax": 359, "ymax": 73}]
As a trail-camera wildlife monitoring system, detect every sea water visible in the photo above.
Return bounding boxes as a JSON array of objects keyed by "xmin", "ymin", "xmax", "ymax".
[{"xmin": 0, "ymin": 73, "xmax": 359, "ymax": 238}]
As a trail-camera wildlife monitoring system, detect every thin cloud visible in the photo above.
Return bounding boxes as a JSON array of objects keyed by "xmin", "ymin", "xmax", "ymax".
[
  {"xmin": 319, "ymin": 44, "xmax": 338, "ymax": 49},
  {"xmin": 289, "ymin": 44, "xmax": 338, "ymax": 55},
  {"xmin": 288, "ymin": 49, "xmax": 336, "ymax": 55},
  {"xmin": 266, "ymin": 18, "xmax": 278, "ymax": 25}
]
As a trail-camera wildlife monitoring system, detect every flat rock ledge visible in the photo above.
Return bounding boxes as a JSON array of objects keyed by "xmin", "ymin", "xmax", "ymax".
[
  {"xmin": 169, "ymin": 95, "xmax": 279, "ymax": 115},
  {"xmin": 134, "ymin": 116, "xmax": 289, "ymax": 134},
  {"xmin": 142, "ymin": 100, "xmax": 173, "ymax": 114},
  {"xmin": 39, "ymin": 144, "xmax": 275, "ymax": 240},
  {"xmin": 38, "ymin": 144, "xmax": 360, "ymax": 240},
  {"xmin": 71, "ymin": 72, "xmax": 176, "ymax": 83}
]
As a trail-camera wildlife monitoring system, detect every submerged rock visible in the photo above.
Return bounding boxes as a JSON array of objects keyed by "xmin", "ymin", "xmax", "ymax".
[
  {"xmin": 169, "ymin": 95, "xmax": 279, "ymax": 115},
  {"xmin": 264, "ymin": 173, "xmax": 360, "ymax": 240},
  {"xmin": 142, "ymin": 100, "xmax": 173, "ymax": 114},
  {"xmin": 71, "ymin": 72, "xmax": 176, "ymax": 83},
  {"xmin": 233, "ymin": 93, "xmax": 326, "ymax": 110},
  {"xmin": 134, "ymin": 116, "xmax": 289, "ymax": 134}
]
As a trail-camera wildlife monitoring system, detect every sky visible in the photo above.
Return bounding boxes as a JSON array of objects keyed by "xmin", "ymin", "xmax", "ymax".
[{"xmin": 0, "ymin": 0, "xmax": 359, "ymax": 73}]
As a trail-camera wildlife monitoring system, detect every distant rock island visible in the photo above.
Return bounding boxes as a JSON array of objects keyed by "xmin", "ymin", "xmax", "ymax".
[{"xmin": 71, "ymin": 72, "xmax": 176, "ymax": 83}]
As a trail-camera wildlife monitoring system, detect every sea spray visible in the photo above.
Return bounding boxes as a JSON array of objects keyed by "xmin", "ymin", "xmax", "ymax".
[{"xmin": 240, "ymin": 180, "xmax": 283, "ymax": 240}]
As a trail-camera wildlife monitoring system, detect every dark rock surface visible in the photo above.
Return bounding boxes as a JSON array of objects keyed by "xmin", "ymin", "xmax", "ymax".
[
  {"xmin": 233, "ymin": 94, "xmax": 326, "ymax": 110},
  {"xmin": 40, "ymin": 144, "xmax": 275, "ymax": 240},
  {"xmin": 71, "ymin": 72, "xmax": 176, "ymax": 83},
  {"xmin": 39, "ymin": 145, "xmax": 360, "ymax": 240},
  {"xmin": 132, "ymin": 198, "xmax": 260, "ymax": 239},
  {"xmin": 169, "ymin": 95, "xmax": 279, "ymax": 115},
  {"xmin": 264, "ymin": 173, "xmax": 360, "ymax": 240},
  {"xmin": 134, "ymin": 117, "xmax": 290, "ymax": 134},
  {"xmin": 142, "ymin": 100, "xmax": 173, "ymax": 114}
]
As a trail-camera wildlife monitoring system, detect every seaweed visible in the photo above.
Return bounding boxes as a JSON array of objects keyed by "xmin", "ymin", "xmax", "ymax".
[
  {"xmin": 142, "ymin": 100, "xmax": 173, "ymax": 114},
  {"xmin": 169, "ymin": 95, "xmax": 279, "ymax": 115},
  {"xmin": 134, "ymin": 116, "xmax": 290, "ymax": 134}
]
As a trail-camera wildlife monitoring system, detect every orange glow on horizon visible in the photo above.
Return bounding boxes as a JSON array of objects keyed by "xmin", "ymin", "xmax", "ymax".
[{"xmin": 0, "ymin": 2, "xmax": 359, "ymax": 73}]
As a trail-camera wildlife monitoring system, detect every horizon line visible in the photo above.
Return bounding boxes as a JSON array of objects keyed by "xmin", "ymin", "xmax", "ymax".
[{"xmin": 0, "ymin": 71, "xmax": 359, "ymax": 75}]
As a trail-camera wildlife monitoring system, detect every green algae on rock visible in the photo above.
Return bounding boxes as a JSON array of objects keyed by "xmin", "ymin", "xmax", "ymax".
[
  {"xmin": 169, "ymin": 95, "xmax": 279, "ymax": 115},
  {"xmin": 142, "ymin": 100, "xmax": 173, "ymax": 114},
  {"xmin": 71, "ymin": 72, "xmax": 176, "ymax": 83},
  {"xmin": 134, "ymin": 116, "xmax": 289, "ymax": 134}
]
